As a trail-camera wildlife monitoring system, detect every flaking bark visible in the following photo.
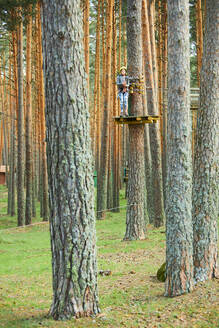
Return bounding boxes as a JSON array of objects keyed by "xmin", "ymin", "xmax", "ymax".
[
  {"xmin": 41, "ymin": 0, "xmax": 99, "ymax": 319},
  {"xmin": 193, "ymin": 0, "xmax": 219, "ymax": 282},
  {"xmin": 17, "ymin": 14, "xmax": 25, "ymax": 227},
  {"xmin": 124, "ymin": 0, "xmax": 147, "ymax": 241},
  {"xmin": 165, "ymin": 0, "xmax": 193, "ymax": 297}
]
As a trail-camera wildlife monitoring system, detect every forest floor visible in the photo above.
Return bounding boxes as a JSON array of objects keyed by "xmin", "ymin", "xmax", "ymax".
[{"xmin": 0, "ymin": 185, "xmax": 218, "ymax": 328}]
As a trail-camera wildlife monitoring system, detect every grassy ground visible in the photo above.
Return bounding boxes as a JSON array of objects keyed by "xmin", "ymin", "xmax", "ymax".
[{"xmin": 0, "ymin": 185, "xmax": 218, "ymax": 328}]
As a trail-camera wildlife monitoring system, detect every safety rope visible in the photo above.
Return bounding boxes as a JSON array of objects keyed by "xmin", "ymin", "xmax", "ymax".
[{"xmin": 0, "ymin": 202, "xmax": 144, "ymax": 233}]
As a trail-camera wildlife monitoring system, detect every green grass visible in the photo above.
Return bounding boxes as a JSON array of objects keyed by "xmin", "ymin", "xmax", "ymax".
[
  {"xmin": 0, "ymin": 185, "xmax": 42, "ymax": 230},
  {"xmin": 0, "ymin": 185, "xmax": 218, "ymax": 328}
]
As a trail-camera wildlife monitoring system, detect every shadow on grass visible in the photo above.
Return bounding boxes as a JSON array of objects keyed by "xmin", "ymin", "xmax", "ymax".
[{"xmin": 0, "ymin": 312, "xmax": 49, "ymax": 328}]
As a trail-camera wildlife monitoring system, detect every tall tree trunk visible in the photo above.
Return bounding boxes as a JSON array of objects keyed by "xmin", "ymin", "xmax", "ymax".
[
  {"xmin": 118, "ymin": 0, "xmax": 122, "ymax": 69},
  {"xmin": 193, "ymin": 0, "xmax": 219, "ymax": 282},
  {"xmin": 148, "ymin": 0, "xmax": 158, "ymax": 98},
  {"xmin": 84, "ymin": 0, "xmax": 90, "ymax": 95},
  {"xmin": 17, "ymin": 13, "xmax": 25, "ymax": 227},
  {"xmin": 165, "ymin": 0, "xmax": 193, "ymax": 297},
  {"xmin": 101, "ymin": 0, "xmax": 106, "ymax": 100},
  {"xmin": 161, "ymin": 0, "xmax": 168, "ymax": 206},
  {"xmin": 143, "ymin": 0, "xmax": 165, "ymax": 228},
  {"xmin": 124, "ymin": 0, "xmax": 147, "ymax": 241},
  {"xmin": 7, "ymin": 56, "xmax": 12, "ymax": 215},
  {"xmin": 94, "ymin": 0, "xmax": 101, "ymax": 171},
  {"xmin": 41, "ymin": 0, "xmax": 99, "ymax": 319},
  {"xmin": 96, "ymin": 0, "xmax": 113, "ymax": 220},
  {"xmin": 0, "ymin": 121, "xmax": 3, "ymax": 164},
  {"xmin": 112, "ymin": 4, "xmax": 119, "ymax": 212},
  {"xmin": 196, "ymin": 0, "xmax": 203, "ymax": 87},
  {"xmin": 0, "ymin": 58, "xmax": 3, "ymax": 165},
  {"xmin": 37, "ymin": 2, "xmax": 49, "ymax": 221},
  {"xmin": 118, "ymin": 0, "xmax": 123, "ymax": 191},
  {"xmin": 25, "ymin": 7, "xmax": 33, "ymax": 225},
  {"xmin": 7, "ymin": 47, "xmax": 12, "ymax": 215},
  {"xmin": 157, "ymin": 0, "xmax": 163, "ymax": 123},
  {"xmin": 10, "ymin": 119, "xmax": 16, "ymax": 216},
  {"xmin": 9, "ymin": 42, "xmax": 16, "ymax": 217},
  {"xmin": 122, "ymin": 5, "xmax": 127, "ymax": 67},
  {"xmin": 142, "ymin": 0, "xmax": 154, "ymax": 224}
]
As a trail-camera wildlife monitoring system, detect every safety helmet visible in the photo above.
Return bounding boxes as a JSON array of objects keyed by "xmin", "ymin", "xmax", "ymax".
[{"xmin": 120, "ymin": 66, "xmax": 127, "ymax": 72}]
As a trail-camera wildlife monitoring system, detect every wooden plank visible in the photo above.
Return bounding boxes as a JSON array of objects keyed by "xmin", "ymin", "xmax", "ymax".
[
  {"xmin": 114, "ymin": 120, "xmax": 155, "ymax": 125},
  {"xmin": 113, "ymin": 115, "xmax": 160, "ymax": 125}
]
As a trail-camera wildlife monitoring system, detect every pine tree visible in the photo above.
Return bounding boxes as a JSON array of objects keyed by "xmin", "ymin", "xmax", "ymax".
[
  {"xmin": 17, "ymin": 8, "xmax": 25, "ymax": 226},
  {"xmin": 193, "ymin": 0, "xmax": 219, "ymax": 282},
  {"xmin": 96, "ymin": 0, "xmax": 113, "ymax": 220},
  {"xmin": 124, "ymin": 0, "xmax": 146, "ymax": 240},
  {"xmin": 25, "ymin": 5, "xmax": 33, "ymax": 225},
  {"xmin": 41, "ymin": 0, "xmax": 99, "ymax": 319},
  {"xmin": 165, "ymin": 0, "xmax": 193, "ymax": 297}
]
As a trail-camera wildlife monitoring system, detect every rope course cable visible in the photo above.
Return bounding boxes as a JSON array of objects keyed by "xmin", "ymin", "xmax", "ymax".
[{"xmin": 0, "ymin": 203, "xmax": 144, "ymax": 232}]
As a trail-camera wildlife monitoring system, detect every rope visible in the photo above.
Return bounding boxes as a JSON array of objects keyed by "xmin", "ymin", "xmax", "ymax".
[
  {"xmin": 0, "ymin": 220, "xmax": 49, "ymax": 232},
  {"xmin": 0, "ymin": 203, "xmax": 144, "ymax": 233},
  {"xmin": 96, "ymin": 202, "xmax": 143, "ymax": 213}
]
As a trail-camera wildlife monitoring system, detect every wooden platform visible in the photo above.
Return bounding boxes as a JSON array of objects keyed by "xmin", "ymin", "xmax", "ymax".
[
  {"xmin": 114, "ymin": 115, "xmax": 159, "ymax": 125},
  {"xmin": 190, "ymin": 105, "xmax": 199, "ymax": 111}
]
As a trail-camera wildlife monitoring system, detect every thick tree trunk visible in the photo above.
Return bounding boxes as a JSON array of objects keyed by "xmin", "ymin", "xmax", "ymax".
[
  {"xmin": 124, "ymin": 0, "xmax": 147, "ymax": 241},
  {"xmin": 193, "ymin": 0, "xmax": 219, "ymax": 282},
  {"xmin": 165, "ymin": 0, "xmax": 193, "ymax": 297},
  {"xmin": 41, "ymin": 0, "xmax": 99, "ymax": 320}
]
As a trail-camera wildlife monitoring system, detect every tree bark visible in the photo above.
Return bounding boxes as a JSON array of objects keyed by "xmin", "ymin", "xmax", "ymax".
[
  {"xmin": 94, "ymin": 0, "xmax": 101, "ymax": 172},
  {"xmin": 196, "ymin": 0, "xmax": 203, "ymax": 87},
  {"xmin": 124, "ymin": 0, "xmax": 147, "ymax": 241},
  {"xmin": 165, "ymin": 0, "xmax": 193, "ymax": 297},
  {"xmin": 142, "ymin": 0, "xmax": 154, "ymax": 224},
  {"xmin": 193, "ymin": 0, "xmax": 219, "ymax": 282},
  {"xmin": 17, "ymin": 13, "xmax": 25, "ymax": 227},
  {"xmin": 37, "ymin": 2, "xmax": 49, "ymax": 221},
  {"xmin": 41, "ymin": 0, "xmax": 99, "ymax": 320},
  {"xmin": 25, "ymin": 7, "xmax": 33, "ymax": 225},
  {"xmin": 96, "ymin": 0, "xmax": 113, "ymax": 219},
  {"xmin": 84, "ymin": 0, "xmax": 90, "ymax": 95},
  {"xmin": 142, "ymin": 0, "xmax": 165, "ymax": 228},
  {"xmin": 112, "ymin": 3, "xmax": 119, "ymax": 212},
  {"xmin": 161, "ymin": 0, "xmax": 168, "ymax": 206}
]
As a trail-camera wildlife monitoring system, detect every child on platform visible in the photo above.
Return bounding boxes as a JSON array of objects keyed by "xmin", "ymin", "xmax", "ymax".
[{"xmin": 116, "ymin": 66, "xmax": 129, "ymax": 117}]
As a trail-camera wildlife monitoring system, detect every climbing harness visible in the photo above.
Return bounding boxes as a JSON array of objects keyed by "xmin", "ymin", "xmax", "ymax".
[{"xmin": 128, "ymin": 75, "xmax": 145, "ymax": 95}]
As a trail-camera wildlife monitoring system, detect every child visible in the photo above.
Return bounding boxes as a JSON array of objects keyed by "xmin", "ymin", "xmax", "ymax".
[{"xmin": 116, "ymin": 66, "xmax": 129, "ymax": 117}]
